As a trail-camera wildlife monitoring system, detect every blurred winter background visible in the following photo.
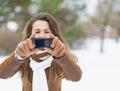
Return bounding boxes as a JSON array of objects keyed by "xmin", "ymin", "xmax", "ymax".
[{"xmin": 0, "ymin": 0, "xmax": 120, "ymax": 91}]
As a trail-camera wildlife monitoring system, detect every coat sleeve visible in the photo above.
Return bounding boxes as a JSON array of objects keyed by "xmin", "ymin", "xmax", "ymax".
[
  {"xmin": 0, "ymin": 52, "xmax": 25, "ymax": 79},
  {"xmin": 54, "ymin": 54, "xmax": 82, "ymax": 81}
]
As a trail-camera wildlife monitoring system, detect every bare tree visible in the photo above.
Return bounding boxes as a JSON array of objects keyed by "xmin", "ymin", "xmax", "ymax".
[
  {"xmin": 109, "ymin": 0, "xmax": 120, "ymax": 43},
  {"xmin": 91, "ymin": 0, "xmax": 113, "ymax": 53}
]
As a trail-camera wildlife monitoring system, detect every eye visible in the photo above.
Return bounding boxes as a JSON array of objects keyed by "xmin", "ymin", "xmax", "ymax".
[
  {"xmin": 44, "ymin": 29, "xmax": 50, "ymax": 33},
  {"xmin": 34, "ymin": 30, "xmax": 40, "ymax": 33},
  {"xmin": 45, "ymin": 31, "xmax": 50, "ymax": 33},
  {"xmin": 35, "ymin": 31, "xmax": 40, "ymax": 33}
]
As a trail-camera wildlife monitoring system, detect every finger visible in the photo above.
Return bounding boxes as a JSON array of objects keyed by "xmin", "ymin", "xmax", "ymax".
[
  {"xmin": 51, "ymin": 37, "xmax": 58, "ymax": 49},
  {"xmin": 53, "ymin": 44, "xmax": 62, "ymax": 56},
  {"xmin": 49, "ymin": 33, "xmax": 56, "ymax": 39},
  {"xmin": 16, "ymin": 46, "xmax": 28, "ymax": 58},
  {"xmin": 19, "ymin": 44, "xmax": 29, "ymax": 56},
  {"xmin": 53, "ymin": 40, "xmax": 61, "ymax": 52},
  {"xmin": 55, "ymin": 37, "xmax": 64, "ymax": 50},
  {"xmin": 17, "ymin": 50, "xmax": 27, "ymax": 58},
  {"xmin": 56, "ymin": 47, "xmax": 65, "ymax": 58},
  {"xmin": 28, "ymin": 33, "xmax": 36, "ymax": 49},
  {"xmin": 26, "ymin": 39, "xmax": 34, "ymax": 50},
  {"xmin": 53, "ymin": 46, "xmax": 65, "ymax": 58},
  {"xmin": 49, "ymin": 32, "xmax": 55, "ymax": 38},
  {"xmin": 17, "ymin": 42, "xmax": 29, "ymax": 57},
  {"xmin": 18, "ymin": 42, "xmax": 30, "ymax": 55},
  {"xmin": 23, "ymin": 41, "xmax": 31, "ymax": 54},
  {"xmin": 29, "ymin": 49, "xmax": 39, "ymax": 55},
  {"xmin": 44, "ymin": 47, "xmax": 53, "ymax": 55},
  {"xmin": 30, "ymin": 33, "xmax": 35, "ymax": 39}
]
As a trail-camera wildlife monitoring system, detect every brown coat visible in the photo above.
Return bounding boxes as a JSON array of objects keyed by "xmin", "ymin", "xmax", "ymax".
[{"xmin": 0, "ymin": 52, "xmax": 82, "ymax": 91}]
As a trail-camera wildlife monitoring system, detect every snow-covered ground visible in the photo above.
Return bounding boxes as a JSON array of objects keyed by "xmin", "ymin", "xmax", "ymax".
[{"xmin": 0, "ymin": 38, "xmax": 120, "ymax": 91}]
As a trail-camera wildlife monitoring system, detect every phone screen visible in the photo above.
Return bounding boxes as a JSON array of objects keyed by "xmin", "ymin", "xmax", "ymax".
[{"xmin": 32, "ymin": 38, "xmax": 53, "ymax": 49}]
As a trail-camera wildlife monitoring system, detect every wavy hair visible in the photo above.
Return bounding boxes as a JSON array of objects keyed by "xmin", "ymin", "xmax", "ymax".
[{"xmin": 20, "ymin": 12, "xmax": 77, "ymax": 87}]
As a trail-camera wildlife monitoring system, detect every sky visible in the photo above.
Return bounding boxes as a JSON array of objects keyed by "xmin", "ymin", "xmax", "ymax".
[{"xmin": 86, "ymin": 0, "xmax": 98, "ymax": 16}]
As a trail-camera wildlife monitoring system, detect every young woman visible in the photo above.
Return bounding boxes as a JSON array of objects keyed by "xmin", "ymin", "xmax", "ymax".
[{"xmin": 0, "ymin": 12, "xmax": 82, "ymax": 91}]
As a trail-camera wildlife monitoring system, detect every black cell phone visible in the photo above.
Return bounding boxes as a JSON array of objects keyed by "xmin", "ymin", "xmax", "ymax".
[{"xmin": 32, "ymin": 38, "xmax": 53, "ymax": 50}]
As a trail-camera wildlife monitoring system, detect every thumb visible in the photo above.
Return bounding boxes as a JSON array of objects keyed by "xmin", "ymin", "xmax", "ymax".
[
  {"xmin": 44, "ymin": 47, "xmax": 53, "ymax": 55},
  {"xmin": 29, "ymin": 33, "xmax": 36, "ymax": 49},
  {"xmin": 30, "ymin": 33, "xmax": 35, "ymax": 39},
  {"xmin": 49, "ymin": 33, "xmax": 55, "ymax": 38}
]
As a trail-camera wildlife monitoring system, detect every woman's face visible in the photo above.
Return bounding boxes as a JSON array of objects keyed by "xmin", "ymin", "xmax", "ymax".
[{"xmin": 30, "ymin": 20, "xmax": 51, "ymax": 38}]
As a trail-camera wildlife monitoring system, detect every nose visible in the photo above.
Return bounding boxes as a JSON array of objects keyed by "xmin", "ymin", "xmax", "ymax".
[
  {"xmin": 39, "ymin": 33, "xmax": 44, "ymax": 38},
  {"xmin": 35, "ymin": 33, "xmax": 44, "ymax": 38},
  {"xmin": 35, "ymin": 32, "xmax": 49, "ymax": 38}
]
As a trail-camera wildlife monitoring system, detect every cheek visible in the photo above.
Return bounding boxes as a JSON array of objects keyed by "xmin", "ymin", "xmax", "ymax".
[
  {"xmin": 33, "ymin": 33, "xmax": 50, "ymax": 38},
  {"xmin": 45, "ymin": 34, "xmax": 50, "ymax": 38},
  {"xmin": 40, "ymin": 33, "xmax": 51, "ymax": 38},
  {"xmin": 30, "ymin": 32, "xmax": 37, "ymax": 38},
  {"xmin": 35, "ymin": 34, "xmax": 41, "ymax": 38}
]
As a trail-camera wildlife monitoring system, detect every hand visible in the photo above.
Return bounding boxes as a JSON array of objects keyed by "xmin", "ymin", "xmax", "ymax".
[
  {"xmin": 16, "ymin": 35, "xmax": 39, "ymax": 58},
  {"xmin": 45, "ymin": 33, "xmax": 65, "ymax": 58}
]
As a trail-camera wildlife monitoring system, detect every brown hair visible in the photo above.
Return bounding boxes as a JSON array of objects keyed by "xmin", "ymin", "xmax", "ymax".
[
  {"xmin": 23, "ymin": 12, "xmax": 64, "ymax": 42},
  {"xmin": 20, "ymin": 12, "xmax": 77, "ymax": 87}
]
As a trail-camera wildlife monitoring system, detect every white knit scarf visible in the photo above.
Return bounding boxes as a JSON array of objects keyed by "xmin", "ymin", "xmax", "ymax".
[{"xmin": 30, "ymin": 51, "xmax": 53, "ymax": 91}]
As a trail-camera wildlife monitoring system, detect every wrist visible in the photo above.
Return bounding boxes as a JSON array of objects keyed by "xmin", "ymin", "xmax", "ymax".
[
  {"xmin": 53, "ymin": 54, "xmax": 65, "ymax": 59},
  {"xmin": 15, "ymin": 51, "xmax": 27, "ymax": 61}
]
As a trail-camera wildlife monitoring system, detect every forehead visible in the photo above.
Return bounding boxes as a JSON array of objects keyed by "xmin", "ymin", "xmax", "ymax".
[{"xmin": 32, "ymin": 20, "xmax": 49, "ymax": 28}]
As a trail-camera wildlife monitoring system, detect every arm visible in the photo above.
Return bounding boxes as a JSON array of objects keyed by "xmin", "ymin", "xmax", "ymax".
[
  {"xmin": 0, "ymin": 52, "xmax": 25, "ymax": 79},
  {"xmin": 54, "ymin": 54, "xmax": 82, "ymax": 81},
  {"xmin": 45, "ymin": 34, "xmax": 82, "ymax": 81}
]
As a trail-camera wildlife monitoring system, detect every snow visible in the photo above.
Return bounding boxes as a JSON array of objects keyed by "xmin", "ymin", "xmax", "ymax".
[{"xmin": 0, "ymin": 38, "xmax": 120, "ymax": 91}]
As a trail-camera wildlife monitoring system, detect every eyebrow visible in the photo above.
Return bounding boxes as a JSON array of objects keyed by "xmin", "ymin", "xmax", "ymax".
[
  {"xmin": 33, "ymin": 29, "xmax": 40, "ymax": 30},
  {"xmin": 33, "ymin": 28, "xmax": 50, "ymax": 31}
]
